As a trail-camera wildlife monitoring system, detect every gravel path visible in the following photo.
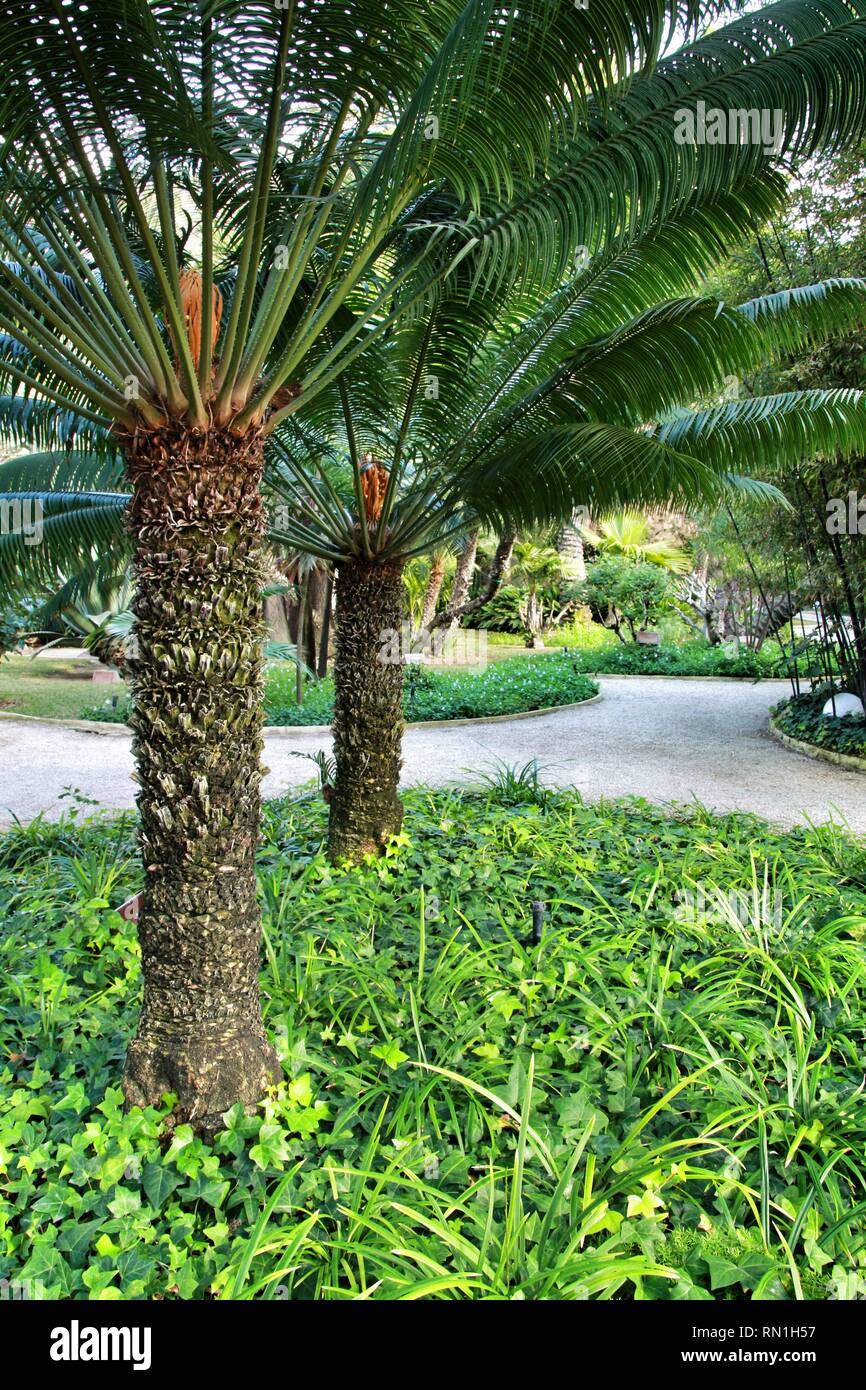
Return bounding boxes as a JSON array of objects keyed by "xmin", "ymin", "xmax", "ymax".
[{"xmin": 1, "ymin": 677, "xmax": 863, "ymax": 833}]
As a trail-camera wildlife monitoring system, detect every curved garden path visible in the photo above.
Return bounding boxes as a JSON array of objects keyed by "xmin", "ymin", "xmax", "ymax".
[{"xmin": 1, "ymin": 676, "xmax": 863, "ymax": 832}]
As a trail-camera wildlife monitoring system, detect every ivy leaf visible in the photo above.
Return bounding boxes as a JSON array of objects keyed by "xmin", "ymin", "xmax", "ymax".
[
  {"xmin": 107, "ymin": 1186, "xmax": 142, "ymax": 1218},
  {"xmin": 288, "ymin": 1074, "xmax": 313, "ymax": 1107},
  {"xmin": 705, "ymin": 1251, "xmax": 776, "ymax": 1292},
  {"xmin": 249, "ymin": 1123, "xmax": 292, "ymax": 1170},
  {"xmin": 180, "ymin": 1175, "xmax": 230, "ymax": 1209},
  {"xmin": 141, "ymin": 1162, "xmax": 183, "ymax": 1212},
  {"xmin": 371, "ymin": 1040, "xmax": 409, "ymax": 1070},
  {"xmin": 57, "ymin": 1217, "xmax": 104, "ymax": 1268}
]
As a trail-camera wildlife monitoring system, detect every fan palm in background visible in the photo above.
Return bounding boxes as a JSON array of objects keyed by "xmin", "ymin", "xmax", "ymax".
[
  {"xmin": 4, "ymin": 0, "xmax": 866, "ymax": 1117},
  {"xmin": 579, "ymin": 513, "xmax": 692, "ymax": 572}
]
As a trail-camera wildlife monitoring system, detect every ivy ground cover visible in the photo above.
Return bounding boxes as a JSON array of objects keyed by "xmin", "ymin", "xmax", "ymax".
[{"xmin": 1, "ymin": 788, "xmax": 865, "ymax": 1300}]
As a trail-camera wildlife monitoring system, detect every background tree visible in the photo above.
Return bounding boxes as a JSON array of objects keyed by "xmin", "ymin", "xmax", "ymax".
[
  {"xmin": 694, "ymin": 140, "xmax": 866, "ymax": 690},
  {"xmin": 577, "ymin": 556, "xmax": 675, "ymax": 641}
]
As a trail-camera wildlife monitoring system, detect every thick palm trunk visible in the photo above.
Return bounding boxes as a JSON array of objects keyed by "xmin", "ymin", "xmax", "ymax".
[
  {"xmin": 328, "ymin": 559, "xmax": 405, "ymax": 862},
  {"xmin": 120, "ymin": 423, "xmax": 279, "ymax": 1131}
]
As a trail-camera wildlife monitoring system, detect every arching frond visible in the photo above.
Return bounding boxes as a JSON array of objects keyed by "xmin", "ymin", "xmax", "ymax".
[
  {"xmin": 653, "ymin": 389, "xmax": 866, "ymax": 479},
  {"xmin": 0, "ymin": 491, "xmax": 130, "ymax": 594}
]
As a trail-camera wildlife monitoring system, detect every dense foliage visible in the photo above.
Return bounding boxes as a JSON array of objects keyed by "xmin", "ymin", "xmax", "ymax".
[
  {"xmin": 772, "ymin": 688, "xmax": 866, "ymax": 760},
  {"xmin": 702, "ymin": 141, "xmax": 866, "ymax": 701},
  {"xmin": 265, "ymin": 655, "xmax": 599, "ymax": 726},
  {"xmin": 564, "ymin": 641, "xmax": 789, "ymax": 678},
  {"xmin": 2, "ymin": 790, "xmax": 865, "ymax": 1300}
]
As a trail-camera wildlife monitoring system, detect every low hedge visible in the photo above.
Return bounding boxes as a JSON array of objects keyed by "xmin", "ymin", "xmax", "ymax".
[
  {"xmin": 479, "ymin": 634, "xmax": 790, "ymax": 677},
  {"xmin": 563, "ymin": 639, "xmax": 787, "ymax": 678}
]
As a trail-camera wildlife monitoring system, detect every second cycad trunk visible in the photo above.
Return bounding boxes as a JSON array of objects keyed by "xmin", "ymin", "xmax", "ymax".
[
  {"xmin": 328, "ymin": 558, "xmax": 405, "ymax": 862},
  {"xmin": 121, "ymin": 423, "xmax": 279, "ymax": 1133}
]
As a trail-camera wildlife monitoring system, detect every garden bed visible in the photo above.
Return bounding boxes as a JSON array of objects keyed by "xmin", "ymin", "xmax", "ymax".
[
  {"xmin": 79, "ymin": 653, "xmax": 600, "ymax": 727},
  {"xmin": 0, "ymin": 643, "xmax": 788, "ymax": 727},
  {"xmin": 770, "ymin": 688, "xmax": 866, "ymax": 770},
  {"xmin": 2, "ymin": 789, "xmax": 865, "ymax": 1300},
  {"xmin": 479, "ymin": 635, "xmax": 791, "ymax": 678}
]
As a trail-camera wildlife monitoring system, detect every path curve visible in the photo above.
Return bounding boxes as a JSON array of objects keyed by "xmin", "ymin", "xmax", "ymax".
[{"xmin": 1, "ymin": 677, "xmax": 863, "ymax": 832}]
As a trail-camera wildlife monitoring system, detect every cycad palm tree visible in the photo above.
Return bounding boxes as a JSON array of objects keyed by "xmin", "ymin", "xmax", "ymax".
[
  {"xmin": 4, "ymin": 1, "xmax": 866, "ymax": 1114},
  {"xmin": 264, "ymin": 253, "xmax": 866, "ymax": 861}
]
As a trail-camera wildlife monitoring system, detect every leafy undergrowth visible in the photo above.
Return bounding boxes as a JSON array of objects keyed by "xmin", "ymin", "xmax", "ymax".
[
  {"xmin": 773, "ymin": 687, "xmax": 866, "ymax": 760},
  {"xmin": 562, "ymin": 639, "xmax": 788, "ymax": 678},
  {"xmin": 1, "ymin": 789, "xmax": 865, "ymax": 1300}
]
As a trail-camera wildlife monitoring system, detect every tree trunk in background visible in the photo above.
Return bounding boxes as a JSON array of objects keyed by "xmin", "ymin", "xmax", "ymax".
[
  {"xmin": 429, "ymin": 530, "xmax": 516, "ymax": 631},
  {"xmin": 448, "ymin": 529, "xmax": 479, "ymax": 627},
  {"xmin": 328, "ymin": 559, "xmax": 405, "ymax": 863},
  {"xmin": 305, "ymin": 565, "xmax": 327, "ymax": 671},
  {"xmin": 556, "ymin": 512, "xmax": 587, "ymax": 581},
  {"xmin": 419, "ymin": 551, "xmax": 446, "ymax": 631},
  {"xmin": 121, "ymin": 424, "xmax": 279, "ymax": 1133},
  {"xmin": 295, "ymin": 574, "xmax": 307, "ymax": 704},
  {"xmin": 524, "ymin": 588, "xmax": 543, "ymax": 637},
  {"xmin": 263, "ymin": 588, "xmax": 293, "ymax": 645},
  {"xmin": 318, "ymin": 573, "xmax": 333, "ymax": 678}
]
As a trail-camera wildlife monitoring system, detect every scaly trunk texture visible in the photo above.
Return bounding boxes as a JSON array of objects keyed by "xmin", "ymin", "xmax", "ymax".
[
  {"xmin": 120, "ymin": 422, "xmax": 279, "ymax": 1132},
  {"xmin": 328, "ymin": 558, "xmax": 405, "ymax": 863}
]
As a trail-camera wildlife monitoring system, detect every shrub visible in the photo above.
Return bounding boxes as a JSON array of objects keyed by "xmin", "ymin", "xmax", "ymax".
[
  {"xmin": 466, "ymin": 583, "xmax": 526, "ymax": 633},
  {"xmin": 575, "ymin": 556, "xmax": 674, "ymax": 640}
]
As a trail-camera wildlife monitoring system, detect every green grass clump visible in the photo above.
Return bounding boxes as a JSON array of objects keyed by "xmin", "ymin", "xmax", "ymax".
[
  {"xmin": 1, "ymin": 788, "xmax": 865, "ymax": 1300},
  {"xmin": 773, "ymin": 687, "xmax": 866, "ymax": 760}
]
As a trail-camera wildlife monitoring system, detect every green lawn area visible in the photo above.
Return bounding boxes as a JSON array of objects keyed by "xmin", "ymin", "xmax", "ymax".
[
  {"xmin": 0, "ymin": 654, "xmax": 128, "ymax": 721},
  {"xmin": 2, "ymin": 787, "xmax": 865, "ymax": 1300}
]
